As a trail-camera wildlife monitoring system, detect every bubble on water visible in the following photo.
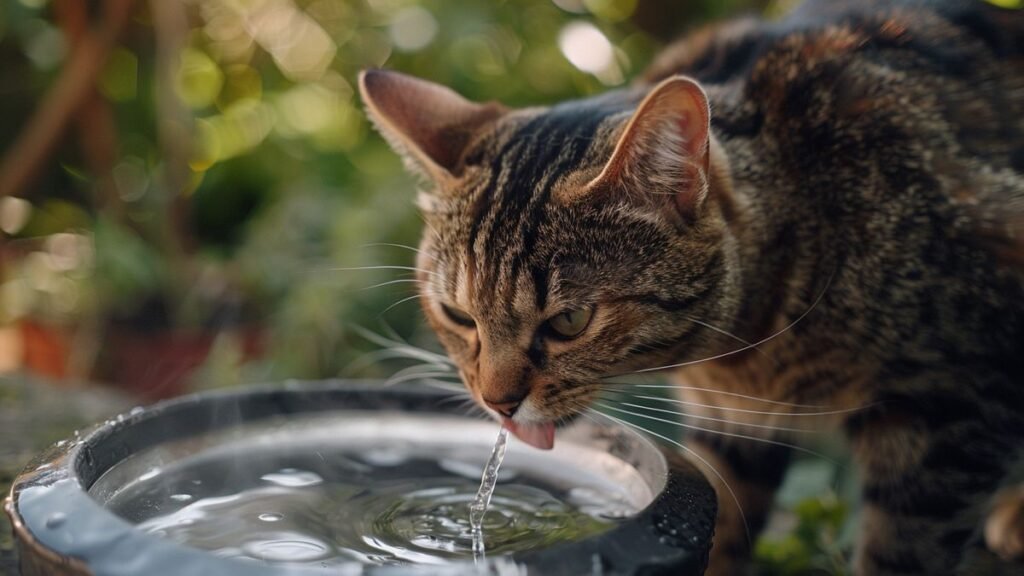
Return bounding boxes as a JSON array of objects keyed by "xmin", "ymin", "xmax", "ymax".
[
  {"xmin": 45, "ymin": 513, "xmax": 66, "ymax": 529},
  {"xmin": 170, "ymin": 494, "xmax": 192, "ymax": 502},
  {"xmin": 260, "ymin": 469, "xmax": 323, "ymax": 487},
  {"xmin": 360, "ymin": 447, "xmax": 409, "ymax": 467},
  {"xmin": 259, "ymin": 513, "xmax": 284, "ymax": 522},
  {"xmin": 243, "ymin": 537, "xmax": 329, "ymax": 562}
]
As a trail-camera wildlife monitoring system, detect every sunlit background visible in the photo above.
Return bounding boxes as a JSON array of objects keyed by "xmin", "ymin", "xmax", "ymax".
[{"xmin": 0, "ymin": 0, "xmax": 781, "ymax": 391}]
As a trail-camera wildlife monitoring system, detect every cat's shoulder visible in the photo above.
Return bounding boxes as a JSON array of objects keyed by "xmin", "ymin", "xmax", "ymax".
[{"xmin": 644, "ymin": 0, "xmax": 1024, "ymax": 87}]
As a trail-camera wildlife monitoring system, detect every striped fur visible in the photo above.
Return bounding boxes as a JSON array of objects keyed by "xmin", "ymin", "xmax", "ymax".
[{"xmin": 360, "ymin": 0, "xmax": 1024, "ymax": 573}]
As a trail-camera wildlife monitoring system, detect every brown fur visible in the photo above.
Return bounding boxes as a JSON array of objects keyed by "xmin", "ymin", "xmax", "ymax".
[{"xmin": 360, "ymin": 0, "xmax": 1024, "ymax": 573}]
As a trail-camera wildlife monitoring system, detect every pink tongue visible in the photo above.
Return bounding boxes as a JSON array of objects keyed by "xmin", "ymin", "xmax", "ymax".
[{"xmin": 502, "ymin": 419, "xmax": 555, "ymax": 450}]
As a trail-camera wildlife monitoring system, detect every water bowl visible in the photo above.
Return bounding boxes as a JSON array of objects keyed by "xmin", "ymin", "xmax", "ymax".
[{"xmin": 6, "ymin": 381, "xmax": 716, "ymax": 575}]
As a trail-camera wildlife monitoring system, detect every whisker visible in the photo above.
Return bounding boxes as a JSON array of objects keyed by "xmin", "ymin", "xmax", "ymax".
[
  {"xmin": 379, "ymin": 293, "xmax": 424, "ymax": 316},
  {"xmin": 359, "ymin": 277, "xmax": 425, "ymax": 292},
  {"xmin": 600, "ymin": 382, "xmax": 827, "ymax": 408},
  {"xmin": 610, "ymin": 392, "xmax": 873, "ymax": 418},
  {"xmin": 345, "ymin": 348, "xmax": 452, "ymax": 374},
  {"xmin": 386, "ymin": 370, "xmax": 463, "ymax": 386},
  {"xmin": 350, "ymin": 325, "xmax": 453, "ymax": 365},
  {"xmin": 594, "ymin": 402, "xmax": 837, "ymax": 464},
  {"xmin": 325, "ymin": 265, "xmax": 440, "ymax": 278},
  {"xmin": 587, "ymin": 407, "xmax": 752, "ymax": 550},
  {"xmin": 361, "ymin": 242, "xmax": 427, "ymax": 256},
  {"xmin": 684, "ymin": 315, "xmax": 776, "ymax": 364},
  {"xmin": 604, "ymin": 398, "xmax": 820, "ymax": 434},
  {"xmin": 607, "ymin": 266, "xmax": 836, "ymax": 377}
]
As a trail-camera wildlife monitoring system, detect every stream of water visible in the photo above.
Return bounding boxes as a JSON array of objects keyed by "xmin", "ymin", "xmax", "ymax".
[{"xmin": 468, "ymin": 427, "xmax": 509, "ymax": 562}]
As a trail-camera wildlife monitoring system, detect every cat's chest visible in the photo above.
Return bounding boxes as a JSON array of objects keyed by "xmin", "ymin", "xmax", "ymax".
[{"xmin": 672, "ymin": 345, "xmax": 873, "ymax": 432}]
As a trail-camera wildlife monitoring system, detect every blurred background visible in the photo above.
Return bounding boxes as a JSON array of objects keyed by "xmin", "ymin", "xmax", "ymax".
[
  {"xmin": 0, "ymin": 0, "xmax": 902, "ymax": 573},
  {"xmin": 0, "ymin": 0, "xmax": 788, "ymax": 394}
]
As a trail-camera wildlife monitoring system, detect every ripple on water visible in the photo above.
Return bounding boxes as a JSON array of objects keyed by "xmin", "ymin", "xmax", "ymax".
[
  {"xmin": 242, "ymin": 535, "xmax": 329, "ymax": 562},
  {"xmin": 113, "ymin": 453, "xmax": 635, "ymax": 567}
]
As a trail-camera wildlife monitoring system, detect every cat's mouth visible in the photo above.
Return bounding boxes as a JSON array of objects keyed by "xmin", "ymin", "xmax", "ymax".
[{"xmin": 502, "ymin": 418, "xmax": 556, "ymax": 450}]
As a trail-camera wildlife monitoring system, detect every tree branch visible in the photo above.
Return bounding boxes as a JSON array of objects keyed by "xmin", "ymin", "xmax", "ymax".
[{"xmin": 0, "ymin": 0, "xmax": 135, "ymax": 200}]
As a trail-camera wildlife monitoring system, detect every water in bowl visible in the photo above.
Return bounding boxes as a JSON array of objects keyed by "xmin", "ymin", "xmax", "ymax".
[{"xmin": 101, "ymin": 435, "xmax": 637, "ymax": 567}]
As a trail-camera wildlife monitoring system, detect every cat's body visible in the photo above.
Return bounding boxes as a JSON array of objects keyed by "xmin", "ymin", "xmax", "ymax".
[{"xmin": 359, "ymin": 0, "xmax": 1024, "ymax": 573}]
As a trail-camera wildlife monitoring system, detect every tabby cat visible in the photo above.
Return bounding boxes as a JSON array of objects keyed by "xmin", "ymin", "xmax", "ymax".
[{"xmin": 358, "ymin": 0, "xmax": 1024, "ymax": 573}]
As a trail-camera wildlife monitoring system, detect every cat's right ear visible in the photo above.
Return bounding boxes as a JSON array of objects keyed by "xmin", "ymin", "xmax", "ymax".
[
  {"xmin": 575, "ymin": 75, "xmax": 712, "ymax": 221},
  {"xmin": 358, "ymin": 70, "xmax": 506, "ymax": 186}
]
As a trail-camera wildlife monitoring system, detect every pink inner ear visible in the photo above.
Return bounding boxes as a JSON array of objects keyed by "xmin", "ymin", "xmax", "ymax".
[
  {"xmin": 577, "ymin": 76, "xmax": 712, "ymax": 214},
  {"xmin": 359, "ymin": 70, "xmax": 505, "ymax": 177}
]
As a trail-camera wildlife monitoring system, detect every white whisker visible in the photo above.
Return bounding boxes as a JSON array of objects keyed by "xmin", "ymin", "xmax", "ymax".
[
  {"xmin": 595, "ymin": 402, "xmax": 837, "ymax": 464},
  {"xmin": 684, "ymin": 315, "xmax": 775, "ymax": 364},
  {"xmin": 361, "ymin": 242, "xmax": 428, "ymax": 256},
  {"xmin": 608, "ymin": 266, "xmax": 836, "ymax": 376},
  {"xmin": 601, "ymin": 382, "xmax": 826, "ymax": 408},
  {"xmin": 587, "ymin": 407, "xmax": 752, "ymax": 550},
  {"xmin": 359, "ymin": 278, "xmax": 425, "ymax": 292},
  {"xmin": 605, "ymin": 399, "xmax": 819, "ymax": 434},
  {"xmin": 380, "ymin": 293, "xmax": 424, "ymax": 316},
  {"xmin": 326, "ymin": 265, "xmax": 440, "ymax": 278},
  {"xmin": 611, "ymin": 393, "xmax": 872, "ymax": 418}
]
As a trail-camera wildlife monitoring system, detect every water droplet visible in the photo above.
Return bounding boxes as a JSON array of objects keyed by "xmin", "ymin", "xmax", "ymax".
[
  {"xmin": 55, "ymin": 440, "xmax": 67, "ymax": 448},
  {"xmin": 190, "ymin": 479, "xmax": 202, "ymax": 486},
  {"xmin": 244, "ymin": 538, "xmax": 328, "ymax": 562},
  {"xmin": 258, "ymin": 513, "xmax": 283, "ymax": 522},
  {"xmin": 45, "ymin": 513, "xmax": 67, "ymax": 529},
  {"xmin": 260, "ymin": 469, "xmax": 322, "ymax": 487},
  {"xmin": 130, "ymin": 406, "xmax": 145, "ymax": 416},
  {"xmin": 170, "ymin": 494, "xmax": 193, "ymax": 502}
]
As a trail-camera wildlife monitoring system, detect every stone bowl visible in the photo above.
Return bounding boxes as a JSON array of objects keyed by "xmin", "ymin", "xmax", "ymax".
[{"xmin": 5, "ymin": 380, "xmax": 716, "ymax": 575}]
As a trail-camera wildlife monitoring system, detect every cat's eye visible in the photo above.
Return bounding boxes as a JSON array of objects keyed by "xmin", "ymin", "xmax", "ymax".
[
  {"xmin": 545, "ymin": 307, "xmax": 594, "ymax": 340},
  {"xmin": 441, "ymin": 303, "xmax": 476, "ymax": 328}
]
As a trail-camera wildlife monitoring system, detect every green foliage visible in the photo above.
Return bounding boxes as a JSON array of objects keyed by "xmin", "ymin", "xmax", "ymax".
[{"xmin": 755, "ymin": 457, "xmax": 857, "ymax": 576}]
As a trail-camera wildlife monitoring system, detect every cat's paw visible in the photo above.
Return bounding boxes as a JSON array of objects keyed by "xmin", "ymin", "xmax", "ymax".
[{"xmin": 985, "ymin": 485, "xmax": 1024, "ymax": 561}]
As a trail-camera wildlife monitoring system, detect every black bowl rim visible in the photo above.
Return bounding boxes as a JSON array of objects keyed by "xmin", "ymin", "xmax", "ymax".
[{"xmin": 7, "ymin": 380, "xmax": 716, "ymax": 576}]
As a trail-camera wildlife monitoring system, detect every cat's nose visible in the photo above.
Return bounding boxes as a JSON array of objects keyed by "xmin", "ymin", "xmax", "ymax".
[{"xmin": 483, "ymin": 394, "xmax": 525, "ymax": 418}]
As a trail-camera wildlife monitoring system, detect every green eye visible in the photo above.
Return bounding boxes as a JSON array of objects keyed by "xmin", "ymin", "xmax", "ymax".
[
  {"xmin": 441, "ymin": 303, "xmax": 476, "ymax": 328},
  {"xmin": 546, "ymin": 307, "xmax": 594, "ymax": 339}
]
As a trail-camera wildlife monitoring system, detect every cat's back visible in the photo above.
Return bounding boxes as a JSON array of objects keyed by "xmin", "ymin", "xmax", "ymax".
[
  {"xmin": 649, "ymin": 0, "xmax": 1024, "ymax": 266},
  {"xmin": 646, "ymin": 0, "xmax": 1024, "ymax": 89}
]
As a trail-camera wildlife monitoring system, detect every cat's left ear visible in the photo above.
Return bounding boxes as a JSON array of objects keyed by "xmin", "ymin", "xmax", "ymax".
[
  {"xmin": 582, "ymin": 76, "xmax": 711, "ymax": 219},
  {"xmin": 359, "ymin": 69, "xmax": 506, "ymax": 186}
]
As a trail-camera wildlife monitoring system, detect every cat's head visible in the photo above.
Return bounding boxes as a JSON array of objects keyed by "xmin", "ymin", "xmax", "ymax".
[{"xmin": 359, "ymin": 70, "xmax": 740, "ymax": 448}]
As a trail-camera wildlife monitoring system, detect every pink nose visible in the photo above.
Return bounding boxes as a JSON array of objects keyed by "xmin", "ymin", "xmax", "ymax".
[{"xmin": 483, "ymin": 397, "xmax": 522, "ymax": 418}]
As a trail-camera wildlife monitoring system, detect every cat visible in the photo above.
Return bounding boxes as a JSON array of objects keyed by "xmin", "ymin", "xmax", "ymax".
[{"xmin": 358, "ymin": 0, "xmax": 1024, "ymax": 573}]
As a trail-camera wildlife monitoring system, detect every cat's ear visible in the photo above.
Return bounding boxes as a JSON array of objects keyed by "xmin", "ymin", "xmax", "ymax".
[
  {"xmin": 584, "ymin": 76, "xmax": 711, "ymax": 219},
  {"xmin": 358, "ymin": 69, "xmax": 505, "ymax": 185}
]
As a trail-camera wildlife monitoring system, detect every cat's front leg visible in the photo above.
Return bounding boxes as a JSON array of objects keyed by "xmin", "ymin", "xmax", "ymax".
[
  {"xmin": 845, "ymin": 379, "xmax": 1021, "ymax": 576},
  {"xmin": 684, "ymin": 431, "xmax": 791, "ymax": 576}
]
